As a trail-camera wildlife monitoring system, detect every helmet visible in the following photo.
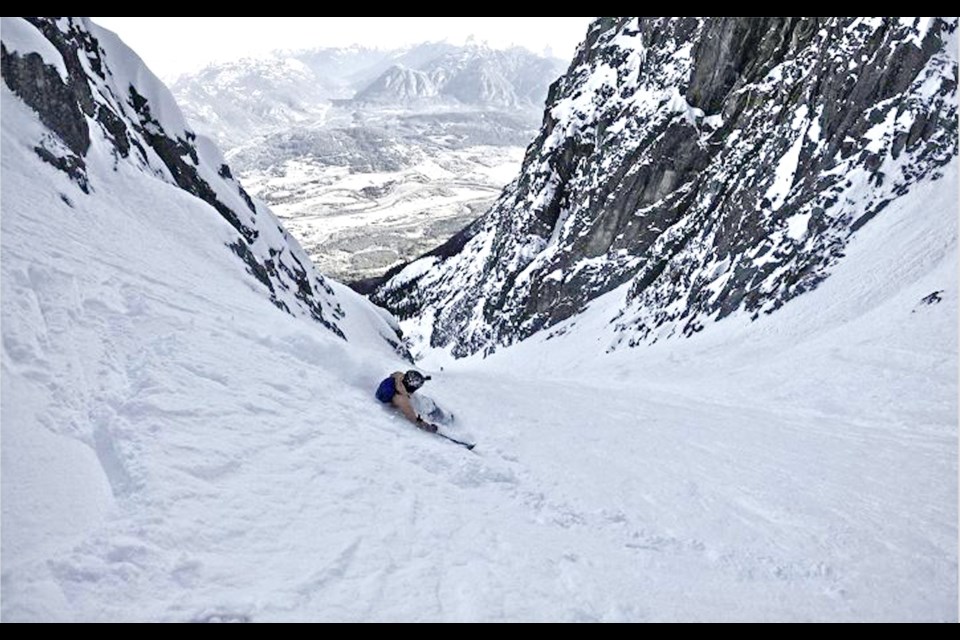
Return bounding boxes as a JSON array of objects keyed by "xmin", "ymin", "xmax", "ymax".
[{"xmin": 402, "ymin": 370, "xmax": 430, "ymax": 392}]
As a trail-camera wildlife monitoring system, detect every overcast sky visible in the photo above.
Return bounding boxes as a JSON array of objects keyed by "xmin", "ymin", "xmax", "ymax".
[{"xmin": 92, "ymin": 17, "xmax": 594, "ymax": 82}]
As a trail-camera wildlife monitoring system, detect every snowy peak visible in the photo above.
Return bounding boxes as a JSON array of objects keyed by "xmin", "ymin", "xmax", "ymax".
[
  {"xmin": 1, "ymin": 17, "xmax": 403, "ymax": 350},
  {"xmin": 354, "ymin": 44, "xmax": 566, "ymax": 109},
  {"xmin": 170, "ymin": 56, "xmax": 332, "ymax": 148},
  {"xmin": 440, "ymin": 58, "xmax": 515, "ymax": 106},
  {"xmin": 425, "ymin": 45, "xmax": 564, "ymax": 108},
  {"xmin": 371, "ymin": 17, "xmax": 958, "ymax": 358},
  {"xmin": 354, "ymin": 64, "xmax": 439, "ymax": 102}
]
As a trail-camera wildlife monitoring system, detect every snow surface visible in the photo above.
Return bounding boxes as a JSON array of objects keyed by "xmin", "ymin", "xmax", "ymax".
[
  {"xmin": 0, "ymin": 18, "xmax": 69, "ymax": 81},
  {"xmin": 764, "ymin": 107, "xmax": 809, "ymax": 211},
  {"xmin": 415, "ymin": 163, "xmax": 958, "ymax": 622},
  {"xmin": 2, "ymin": 19, "xmax": 957, "ymax": 623}
]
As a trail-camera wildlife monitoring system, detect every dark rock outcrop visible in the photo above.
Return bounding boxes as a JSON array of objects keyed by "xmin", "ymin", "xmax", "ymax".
[{"xmin": 372, "ymin": 17, "xmax": 958, "ymax": 357}]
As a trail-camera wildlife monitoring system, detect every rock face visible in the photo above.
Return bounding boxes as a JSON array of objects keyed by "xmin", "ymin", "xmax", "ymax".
[
  {"xmin": 1, "ymin": 17, "xmax": 393, "ymax": 345},
  {"xmin": 371, "ymin": 17, "xmax": 958, "ymax": 357}
]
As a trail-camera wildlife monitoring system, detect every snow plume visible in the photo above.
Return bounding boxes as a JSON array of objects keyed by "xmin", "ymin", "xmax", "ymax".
[{"xmin": 372, "ymin": 17, "xmax": 958, "ymax": 358}]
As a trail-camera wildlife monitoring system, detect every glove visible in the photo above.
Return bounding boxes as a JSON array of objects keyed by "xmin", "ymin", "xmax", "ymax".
[{"xmin": 416, "ymin": 415, "xmax": 437, "ymax": 433}]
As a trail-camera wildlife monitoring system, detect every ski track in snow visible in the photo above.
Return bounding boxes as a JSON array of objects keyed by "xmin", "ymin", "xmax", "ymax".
[
  {"xmin": 2, "ymin": 133, "xmax": 957, "ymax": 622},
  {"xmin": 3, "ymin": 215, "xmax": 955, "ymax": 624}
]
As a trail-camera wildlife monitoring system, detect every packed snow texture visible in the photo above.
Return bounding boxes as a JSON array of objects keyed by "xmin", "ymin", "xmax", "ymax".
[{"xmin": 2, "ymin": 17, "xmax": 956, "ymax": 622}]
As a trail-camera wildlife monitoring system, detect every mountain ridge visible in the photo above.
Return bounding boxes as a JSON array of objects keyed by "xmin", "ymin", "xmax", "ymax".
[
  {"xmin": 1, "ymin": 16, "xmax": 405, "ymax": 352},
  {"xmin": 172, "ymin": 42, "xmax": 566, "ymax": 149}
]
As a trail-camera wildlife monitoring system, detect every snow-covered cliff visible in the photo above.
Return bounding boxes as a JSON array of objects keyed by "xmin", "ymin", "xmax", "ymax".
[{"xmin": 372, "ymin": 18, "xmax": 958, "ymax": 358}]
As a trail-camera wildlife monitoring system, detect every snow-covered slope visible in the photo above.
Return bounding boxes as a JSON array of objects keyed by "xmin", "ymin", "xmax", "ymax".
[
  {"xmin": 1, "ymin": 16, "xmax": 411, "ymax": 619},
  {"xmin": 0, "ymin": 17, "xmax": 405, "ymax": 345},
  {"xmin": 372, "ymin": 17, "xmax": 958, "ymax": 359},
  {"xmin": 436, "ymin": 160, "xmax": 957, "ymax": 622},
  {"xmin": 354, "ymin": 64, "xmax": 440, "ymax": 102}
]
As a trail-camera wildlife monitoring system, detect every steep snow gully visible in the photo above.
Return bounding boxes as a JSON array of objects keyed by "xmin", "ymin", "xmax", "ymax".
[{"xmin": 1, "ymin": 17, "xmax": 957, "ymax": 622}]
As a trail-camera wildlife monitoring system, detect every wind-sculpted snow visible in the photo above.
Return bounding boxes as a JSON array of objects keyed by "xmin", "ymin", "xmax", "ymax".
[
  {"xmin": 0, "ymin": 17, "xmax": 402, "ymax": 347},
  {"xmin": 372, "ymin": 17, "xmax": 958, "ymax": 358}
]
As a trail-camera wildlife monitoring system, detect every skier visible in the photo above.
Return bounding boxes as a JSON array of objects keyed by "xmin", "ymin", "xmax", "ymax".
[{"xmin": 375, "ymin": 370, "xmax": 439, "ymax": 432}]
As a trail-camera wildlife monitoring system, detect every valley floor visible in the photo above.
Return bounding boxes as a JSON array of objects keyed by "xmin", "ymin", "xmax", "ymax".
[{"xmin": 241, "ymin": 145, "xmax": 524, "ymax": 283}]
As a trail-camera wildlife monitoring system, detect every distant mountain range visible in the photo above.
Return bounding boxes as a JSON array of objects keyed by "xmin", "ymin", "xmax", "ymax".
[
  {"xmin": 172, "ymin": 42, "xmax": 566, "ymax": 150},
  {"xmin": 169, "ymin": 42, "xmax": 567, "ymax": 283}
]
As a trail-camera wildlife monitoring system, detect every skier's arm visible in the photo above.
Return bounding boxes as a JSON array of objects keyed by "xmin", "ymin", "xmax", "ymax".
[
  {"xmin": 392, "ymin": 393, "xmax": 436, "ymax": 432},
  {"xmin": 393, "ymin": 393, "xmax": 418, "ymax": 422}
]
